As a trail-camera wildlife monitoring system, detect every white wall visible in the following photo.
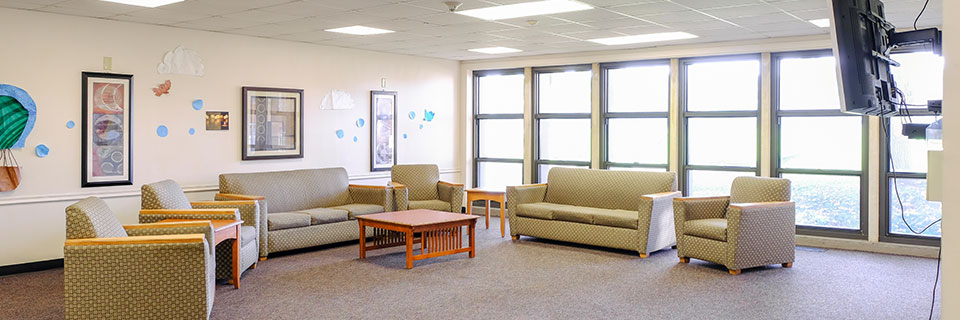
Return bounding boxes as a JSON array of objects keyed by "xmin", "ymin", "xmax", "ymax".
[{"xmin": 0, "ymin": 8, "xmax": 463, "ymax": 267}]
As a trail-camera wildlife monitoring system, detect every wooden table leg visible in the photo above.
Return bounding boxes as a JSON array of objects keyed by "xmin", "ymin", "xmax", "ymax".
[
  {"xmin": 484, "ymin": 200, "xmax": 490, "ymax": 229},
  {"xmin": 467, "ymin": 195, "xmax": 473, "ymax": 216},
  {"xmin": 468, "ymin": 220, "xmax": 476, "ymax": 258},
  {"xmin": 232, "ymin": 224, "xmax": 240, "ymax": 289},
  {"xmin": 499, "ymin": 199, "xmax": 505, "ymax": 238},
  {"xmin": 358, "ymin": 220, "xmax": 366, "ymax": 259},
  {"xmin": 405, "ymin": 229, "xmax": 414, "ymax": 269}
]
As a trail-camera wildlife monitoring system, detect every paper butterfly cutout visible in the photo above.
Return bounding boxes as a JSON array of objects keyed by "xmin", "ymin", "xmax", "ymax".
[{"xmin": 153, "ymin": 80, "xmax": 171, "ymax": 96}]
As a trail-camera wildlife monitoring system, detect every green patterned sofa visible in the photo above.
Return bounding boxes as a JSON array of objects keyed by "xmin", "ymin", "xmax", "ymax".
[
  {"xmin": 507, "ymin": 167, "xmax": 680, "ymax": 257},
  {"xmin": 216, "ymin": 168, "xmax": 392, "ymax": 257}
]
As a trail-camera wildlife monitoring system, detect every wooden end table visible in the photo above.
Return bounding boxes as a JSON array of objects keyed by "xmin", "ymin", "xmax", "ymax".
[
  {"xmin": 357, "ymin": 210, "xmax": 478, "ymax": 269},
  {"xmin": 160, "ymin": 219, "xmax": 243, "ymax": 288},
  {"xmin": 466, "ymin": 188, "xmax": 506, "ymax": 237}
]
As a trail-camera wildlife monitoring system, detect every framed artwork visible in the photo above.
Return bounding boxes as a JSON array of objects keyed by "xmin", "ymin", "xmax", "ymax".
[
  {"xmin": 81, "ymin": 72, "xmax": 133, "ymax": 187},
  {"xmin": 241, "ymin": 87, "xmax": 303, "ymax": 160},
  {"xmin": 370, "ymin": 91, "xmax": 397, "ymax": 172},
  {"xmin": 205, "ymin": 111, "xmax": 229, "ymax": 130}
]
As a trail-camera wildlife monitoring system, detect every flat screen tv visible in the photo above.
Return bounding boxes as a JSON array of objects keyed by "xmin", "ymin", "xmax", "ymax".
[{"xmin": 829, "ymin": 0, "xmax": 900, "ymax": 117}]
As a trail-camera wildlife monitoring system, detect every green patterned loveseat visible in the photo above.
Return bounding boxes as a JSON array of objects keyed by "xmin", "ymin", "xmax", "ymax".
[
  {"xmin": 507, "ymin": 167, "xmax": 680, "ymax": 257},
  {"xmin": 216, "ymin": 168, "xmax": 392, "ymax": 257}
]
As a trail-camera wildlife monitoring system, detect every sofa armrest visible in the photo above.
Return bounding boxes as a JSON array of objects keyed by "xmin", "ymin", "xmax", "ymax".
[
  {"xmin": 191, "ymin": 201, "xmax": 259, "ymax": 229},
  {"xmin": 637, "ymin": 191, "xmax": 681, "ymax": 255},
  {"xmin": 437, "ymin": 181, "xmax": 464, "ymax": 213},
  {"xmin": 139, "ymin": 209, "xmax": 239, "ymax": 224},
  {"xmin": 213, "ymin": 194, "xmax": 268, "ymax": 258},
  {"xmin": 505, "ymin": 184, "xmax": 548, "ymax": 235},
  {"xmin": 391, "ymin": 182, "xmax": 409, "ymax": 211},
  {"xmin": 215, "ymin": 193, "xmax": 265, "ymax": 201},
  {"xmin": 726, "ymin": 201, "xmax": 796, "ymax": 267},
  {"xmin": 63, "ymin": 234, "xmax": 212, "ymax": 319},
  {"xmin": 123, "ymin": 221, "xmax": 215, "ymax": 251},
  {"xmin": 349, "ymin": 184, "xmax": 393, "ymax": 211}
]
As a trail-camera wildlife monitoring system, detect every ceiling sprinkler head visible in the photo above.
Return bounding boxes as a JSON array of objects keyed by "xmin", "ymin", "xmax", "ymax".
[
  {"xmin": 527, "ymin": 20, "xmax": 539, "ymax": 26},
  {"xmin": 443, "ymin": 1, "xmax": 463, "ymax": 12}
]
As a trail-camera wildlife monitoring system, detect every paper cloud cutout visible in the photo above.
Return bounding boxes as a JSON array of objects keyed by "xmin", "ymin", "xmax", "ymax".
[
  {"xmin": 35, "ymin": 144, "xmax": 49, "ymax": 158},
  {"xmin": 157, "ymin": 46, "xmax": 205, "ymax": 77}
]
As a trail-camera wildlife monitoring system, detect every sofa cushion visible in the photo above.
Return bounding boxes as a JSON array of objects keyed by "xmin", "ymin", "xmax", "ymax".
[
  {"xmin": 684, "ymin": 218, "xmax": 728, "ymax": 241},
  {"xmin": 267, "ymin": 213, "xmax": 311, "ymax": 231},
  {"xmin": 552, "ymin": 206, "xmax": 595, "ymax": 224},
  {"xmin": 329, "ymin": 204, "xmax": 384, "ymax": 219},
  {"xmin": 240, "ymin": 226, "xmax": 257, "ymax": 246},
  {"xmin": 409, "ymin": 200, "xmax": 451, "ymax": 211},
  {"xmin": 592, "ymin": 209, "xmax": 639, "ymax": 229},
  {"xmin": 296, "ymin": 208, "xmax": 349, "ymax": 225},
  {"xmin": 515, "ymin": 202, "xmax": 572, "ymax": 220}
]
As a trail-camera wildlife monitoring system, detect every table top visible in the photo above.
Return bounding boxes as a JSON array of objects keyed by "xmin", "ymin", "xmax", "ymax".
[
  {"xmin": 466, "ymin": 188, "xmax": 505, "ymax": 195},
  {"xmin": 159, "ymin": 219, "xmax": 242, "ymax": 232},
  {"xmin": 357, "ymin": 209, "xmax": 478, "ymax": 227}
]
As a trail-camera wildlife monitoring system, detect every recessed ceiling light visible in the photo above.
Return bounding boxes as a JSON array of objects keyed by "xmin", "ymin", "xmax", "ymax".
[
  {"xmin": 325, "ymin": 26, "xmax": 395, "ymax": 35},
  {"xmin": 100, "ymin": 0, "xmax": 183, "ymax": 8},
  {"xmin": 469, "ymin": 47, "xmax": 522, "ymax": 54},
  {"xmin": 588, "ymin": 32, "xmax": 698, "ymax": 46},
  {"xmin": 809, "ymin": 18, "xmax": 830, "ymax": 28},
  {"xmin": 457, "ymin": 0, "xmax": 593, "ymax": 20}
]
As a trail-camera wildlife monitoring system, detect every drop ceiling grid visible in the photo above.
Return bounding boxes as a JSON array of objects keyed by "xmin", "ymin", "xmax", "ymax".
[{"xmin": 1, "ymin": 0, "xmax": 942, "ymax": 61}]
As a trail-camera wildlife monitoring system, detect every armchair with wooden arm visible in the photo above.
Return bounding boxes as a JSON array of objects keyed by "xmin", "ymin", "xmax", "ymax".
[
  {"xmin": 64, "ymin": 197, "xmax": 216, "ymax": 320},
  {"xmin": 391, "ymin": 164, "xmax": 463, "ymax": 213},
  {"xmin": 674, "ymin": 176, "xmax": 796, "ymax": 275}
]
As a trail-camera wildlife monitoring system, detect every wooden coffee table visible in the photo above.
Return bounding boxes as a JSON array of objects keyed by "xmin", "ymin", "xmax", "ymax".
[
  {"xmin": 160, "ymin": 219, "xmax": 242, "ymax": 288},
  {"xmin": 357, "ymin": 210, "xmax": 478, "ymax": 269}
]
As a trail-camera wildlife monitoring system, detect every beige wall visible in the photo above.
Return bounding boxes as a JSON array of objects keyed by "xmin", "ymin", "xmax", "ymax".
[
  {"xmin": 460, "ymin": 35, "xmax": 939, "ymax": 258},
  {"xmin": 941, "ymin": 0, "xmax": 957, "ymax": 317},
  {"xmin": 0, "ymin": 8, "xmax": 463, "ymax": 267}
]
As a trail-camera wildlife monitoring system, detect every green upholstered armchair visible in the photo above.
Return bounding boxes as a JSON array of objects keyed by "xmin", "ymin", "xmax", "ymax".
[
  {"xmin": 64, "ymin": 197, "xmax": 216, "ymax": 320},
  {"xmin": 391, "ymin": 164, "xmax": 463, "ymax": 213},
  {"xmin": 140, "ymin": 179, "xmax": 259, "ymax": 280},
  {"xmin": 673, "ymin": 176, "xmax": 796, "ymax": 275}
]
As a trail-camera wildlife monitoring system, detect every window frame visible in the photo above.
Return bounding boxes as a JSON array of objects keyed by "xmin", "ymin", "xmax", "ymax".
[
  {"xmin": 599, "ymin": 59, "xmax": 671, "ymax": 171},
  {"xmin": 679, "ymin": 54, "xmax": 762, "ymax": 195},
  {"xmin": 879, "ymin": 109, "xmax": 941, "ymax": 246},
  {"xmin": 770, "ymin": 49, "xmax": 870, "ymax": 239},
  {"xmin": 472, "ymin": 68, "xmax": 525, "ymax": 189},
  {"xmin": 532, "ymin": 64, "xmax": 594, "ymax": 182}
]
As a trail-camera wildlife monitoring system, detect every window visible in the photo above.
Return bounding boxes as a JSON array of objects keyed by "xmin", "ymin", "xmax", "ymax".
[
  {"xmin": 680, "ymin": 56, "xmax": 760, "ymax": 196},
  {"xmin": 601, "ymin": 61, "xmax": 670, "ymax": 171},
  {"xmin": 881, "ymin": 50, "xmax": 943, "ymax": 245},
  {"xmin": 533, "ymin": 65, "xmax": 592, "ymax": 182},
  {"xmin": 772, "ymin": 51, "xmax": 868, "ymax": 238},
  {"xmin": 473, "ymin": 69, "xmax": 524, "ymax": 191}
]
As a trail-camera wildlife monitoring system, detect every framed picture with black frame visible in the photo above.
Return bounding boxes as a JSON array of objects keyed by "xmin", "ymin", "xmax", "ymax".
[
  {"xmin": 241, "ymin": 87, "xmax": 304, "ymax": 160},
  {"xmin": 81, "ymin": 72, "xmax": 133, "ymax": 188},
  {"xmin": 370, "ymin": 90, "xmax": 397, "ymax": 171}
]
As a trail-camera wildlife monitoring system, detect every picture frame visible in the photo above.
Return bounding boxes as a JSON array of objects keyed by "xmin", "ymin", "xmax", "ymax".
[
  {"xmin": 241, "ymin": 87, "xmax": 303, "ymax": 160},
  {"xmin": 81, "ymin": 72, "xmax": 133, "ymax": 188},
  {"xmin": 205, "ymin": 111, "xmax": 229, "ymax": 131},
  {"xmin": 370, "ymin": 91, "xmax": 397, "ymax": 172}
]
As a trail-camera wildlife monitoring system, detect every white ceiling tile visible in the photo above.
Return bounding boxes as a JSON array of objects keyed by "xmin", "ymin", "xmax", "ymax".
[
  {"xmin": 314, "ymin": 0, "xmax": 394, "ymax": 11},
  {"xmin": 273, "ymin": 30, "xmax": 347, "ymax": 42},
  {"xmin": 701, "ymin": 4, "xmax": 782, "ymax": 19},
  {"xmin": 49, "ymin": 0, "xmax": 141, "ymax": 15},
  {"xmin": 670, "ymin": 0, "xmax": 765, "ymax": 9},
  {"xmin": 365, "ymin": 18, "xmax": 434, "ymax": 31},
  {"xmin": 229, "ymin": 23, "xmax": 299, "ymax": 37},
  {"xmin": 727, "ymin": 12, "xmax": 799, "ymax": 26},
  {"xmin": 0, "ymin": 1, "xmax": 51, "ymax": 10},
  {"xmin": 175, "ymin": 16, "xmax": 264, "ymax": 32},
  {"xmin": 410, "ymin": 12, "xmax": 477, "ymax": 26},
  {"xmin": 663, "ymin": 19, "xmax": 734, "ymax": 30},
  {"xmin": 584, "ymin": 17, "xmax": 649, "ymax": 29},
  {"xmin": 578, "ymin": 0, "xmax": 665, "ymax": 8},
  {"xmin": 788, "ymin": 8, "xmax": 829, "ymax": 20},
  {"xmin": 36, "ymin": 5, "xmax": 116, "ymax": 18},
  {"xmin": 766, "ymin": 0, "xmax": 827, "ymax": 12},
  {"xmin": 612, "ymin": 2, "xmax": 689, "ymax": 16},
  {"xmin": 640, "ymin": 11, "xmax": 713, "ymax": 24},
  {"xmin": 355, "ymin": 3, "xmax": 443, "ymax": 19},
  {"xmin": 258, "ymin": 1, "xmax": 344, "ymax": 17},
  {"xmin": 161, "ymin": 0, "xmax": 250, "ymax": 15},
  {"xmin": 561, "ymin": 30, "xmax": 628, "ymax": 40},
  {"xmin": 117, "ymin": 8, "xmax": 210, "ymax": 24},
  {"xmin": 321, "ymin": 12, "xmax": 389, "ymax": 26},
  {"xmin": 532, "ymin": 23, "xmax": 598, "ymax": 34},
  {"xmin": 221, "ymin": 9, "xmax": 302, "ymax": 23},
  {"xmin": 548, "ymin": 8, "xmax": 626, "ymax": 22}
]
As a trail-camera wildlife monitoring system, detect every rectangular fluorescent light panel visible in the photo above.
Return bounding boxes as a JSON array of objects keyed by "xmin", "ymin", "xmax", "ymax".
[
  {"xmin": 101, "ymin": 0, "xmax": 183, "ymax": 7},
  {"xmin": 809, "ymin": 18, "xmax": 830, "ymax": 28},
  {"xmin": 457, "ymin": 0, "xmax": 593, "ymax": 20},
  {"xmin": 469, "ymin": 47, "xmax": 522, "ymax": 54},
  {"xmin": 588, "ymin": 32, "xmax": 698, "ymax": 46},
  {"xmin": 325, "ymin": 26, "xmax": 395, "ymax": 35}
]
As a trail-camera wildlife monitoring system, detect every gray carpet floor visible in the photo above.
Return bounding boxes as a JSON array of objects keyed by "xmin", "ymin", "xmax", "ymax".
[{"xmin": 0, "ymin": 217, "xmax": 941, "ymax": 319}]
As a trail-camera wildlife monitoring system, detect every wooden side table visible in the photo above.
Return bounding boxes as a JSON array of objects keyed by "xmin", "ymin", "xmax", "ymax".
[
  {"xmin": 160, "ymin": 219, "xmax": 243, "ymax": 288},
  {"xmin": 466, "ymin": 188, "xmax": 506, "ymax": 237}
]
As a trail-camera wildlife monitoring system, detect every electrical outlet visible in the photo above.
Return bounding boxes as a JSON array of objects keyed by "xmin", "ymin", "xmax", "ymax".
[{"xmin": 381, "ymin": 78, "xmax": 387, "ymax": 88}]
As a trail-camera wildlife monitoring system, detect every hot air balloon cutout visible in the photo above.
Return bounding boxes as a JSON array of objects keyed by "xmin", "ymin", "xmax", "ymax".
[{"xmin": 0, "ymin": 84, "xmax": 37, "ymax": 191}]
